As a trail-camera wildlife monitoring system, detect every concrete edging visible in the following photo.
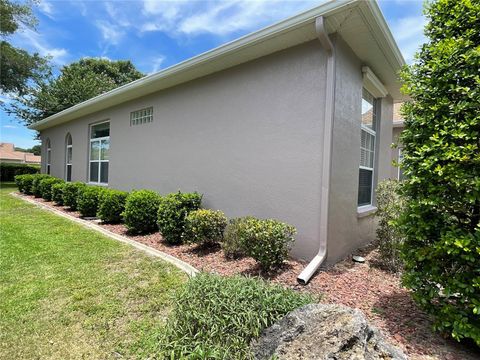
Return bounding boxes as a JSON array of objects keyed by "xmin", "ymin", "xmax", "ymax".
[{"xmin": 10, "ymin": 192, "xmax": 199, "ymax": 277}]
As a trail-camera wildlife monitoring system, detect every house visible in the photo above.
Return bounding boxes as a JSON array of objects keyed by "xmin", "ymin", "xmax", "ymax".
[
  {"xmin": 0, "ymin": 143, "xmax": 41, "ymax": 165},
  {"xmin": 29, "ymin": 0, "xmax": 406, "ymax": 282}
]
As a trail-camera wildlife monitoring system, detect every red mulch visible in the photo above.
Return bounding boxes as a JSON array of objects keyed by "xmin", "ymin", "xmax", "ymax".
[{"xmin": 22, "ymin": 194, "xmax": 480, "ymax": 360}]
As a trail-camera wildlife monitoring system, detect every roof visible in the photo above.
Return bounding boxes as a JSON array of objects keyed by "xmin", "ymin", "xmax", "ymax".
[
  {"xmin": 392, "ymin": 102, "xmax": 404, "ymax": 128},
  {"xmin": 0, "ymin": 143, "xmax": 41, "ymax": 164},
  {"xmin": 30, "ymin": 0, "xmax": 406, "ymax": 131}
]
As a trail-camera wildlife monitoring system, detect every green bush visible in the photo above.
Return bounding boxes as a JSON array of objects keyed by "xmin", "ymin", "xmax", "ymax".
[
  {"xmin": 123, "ymin": 190, "xmax": 161, "ymax": 233},
  {"xmin": 222, "ymin": 216, "xmax": 254, "ymax": 259},
  {"xmin": 375, "ymin": 180, "xmax": 405, "ymax": 272},
  {"xmin": 14, "ymin": 174, "xmax": 29, "ymax": 192},
  {"xmin": 157, "ymin": 191, "xmax": 202, "ymax": 244},
  {"xmin": 97, "ymin": 189, "xmax": 128, "ymax": 223},
  {"xmin": 62, "ymin": 182, "xmax": 86, "ymax": 210},
  {"xmin": 185, "ymin": 209, "xmax": 228, "ymax": 246},
  {"xmin": 21, "ymin": 174, "xmax": 35, "ymax": 194},
  {"xmin": 51, "ymin": 182, "xmax": 65, "ymax": 205},
  {"xmin": 77, "ymin": 186, "xmax": 104, "ymax": 217},
  {"xmin": 158, "ymin": 273, "xmax": 314, "ymax": 359},
  {"xmin": 0, "ymin": 163, "xmax": 39, "ymax": 181},
  {"xmin": 399, "ymin": 0, "xmax": 480, "ymax": 344},
  {"xmin": 39, "ymin": 177, "xmax": 64, "ymax": 201},
  {"xmin": 242, "ymin": 218, "xmax": 296, "ymax": 272},
  {"xmin": 31, "ymin": 174, "xmax": 52, "ymax": 197}
]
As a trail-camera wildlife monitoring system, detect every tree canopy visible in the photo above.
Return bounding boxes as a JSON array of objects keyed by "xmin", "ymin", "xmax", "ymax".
[{"xmin": 399, "ymin": 0, "xmax": 480, "ymax": 345}]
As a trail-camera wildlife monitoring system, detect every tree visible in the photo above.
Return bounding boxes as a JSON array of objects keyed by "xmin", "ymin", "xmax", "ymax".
[
  {"xmin": 399, "ymin": 0, "xmax": 480, "ymax": 345},
  {"xmin": 7, "ymin": 58, "xmax": 145, "ymax": 125},
  {"xmin": 15, "ymin": 144, "xmax": 41, "ymax": 155},
  {"xmin": 0, "ymin": 0, "xmax": 51, "ymax": 96}
]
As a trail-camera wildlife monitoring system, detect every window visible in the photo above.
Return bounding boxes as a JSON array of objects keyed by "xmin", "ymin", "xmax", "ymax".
[
  {"xmin": 89, "ymin": 122, "xmax": 109, "ymax": 184},
  {"xmin": 65, "ymin": 133, "xmax": 72, "ymax": 182},
  {"xmin": 130, "ymin": 107, "xmax": 153, "ymax": 126},
  {"xmin": 358, "ymin": 89, "xmax": 378, "ymax": 207},
  {"xmin": 46, "ymin": 138, "xmax": 51, "ymax": 175}
]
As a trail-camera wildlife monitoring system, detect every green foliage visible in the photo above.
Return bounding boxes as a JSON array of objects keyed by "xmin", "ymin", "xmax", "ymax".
[
  {"xmin": 51, "ymin": 182, "xmax": 65, "ymax": 205},
  {"xmin": 158, "ymin": 273, "xmax": 314, "ymax": 359},
  {"xmin": 97, "ymin": 189, "xmax": 128, "ymax": 223},
  {"xmin": 399, "ymin": 0, "xmax": 480, "ymax": 344},
  {"xmin": 77, "ymin": 186, "xmax": 104, "ymax": 217},
  {"xmin": 19, "ymin": 173, "xmax": 35, "ymax": 194},
  {"xmin": 6, "ymin": 58, "xmax": 144, "ymax": 126},
  {"xmin": 123, "ymin": 190, "xmax": 161, "ymax": 234},
  {"xmin": 157, "ymin": 191, "xmax": 202, "ymax": 244},
  {"xmin": 39, "ymin": 177, "xmax": 64, "ymax": 201},
  {"xmin": 62, "ymin": 182, "xmax": 86, "ymax": 210},
  {"xmin": 222, "ymin": 216, "xmax": 254, "ymax": 259},
  {"xmin": 185, "ymin": 209, "xmax": 228, "ymax": 246},
  {"xmin": 1, "ymin": 163, "xmax": 39, "ymax": 181},
  {"xmin": 375, "ymin": 180, "xmax": 405, "ymax": 272},
  {"xmin": 31, "ymin": 174, "xmax": 52, "ymax": 197},
  {"xmin": 241, "ymin": 218, "xmax": 296, "ymax": 272}
]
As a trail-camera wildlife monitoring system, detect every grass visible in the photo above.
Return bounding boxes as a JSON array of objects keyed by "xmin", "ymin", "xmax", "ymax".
[{"xmin": 0, "ymin": 182, "xmax": 186, "ymax": 359}]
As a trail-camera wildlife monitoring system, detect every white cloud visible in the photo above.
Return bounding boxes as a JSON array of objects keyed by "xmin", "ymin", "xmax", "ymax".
[
  {"xmin": 3, "ymin": 125, "xmax": 17, "ymax": 129},
  {"xmin": 390, "ymin": 15, "xmax": 427, "ymax": 63},
  {"xmin": 15, "ymin": 28, "xmax": 68, "ymax": 64},
  {"xmin": 95, "ymin": 20, "xmax": 124, "ymax": 45},
  {"xmin": 38, "ymin": 0, "xmax": 54, "ymax": 18},
  {"xmin": 150, "ymin": 56, "xmax": 166, "ymax": 74}
]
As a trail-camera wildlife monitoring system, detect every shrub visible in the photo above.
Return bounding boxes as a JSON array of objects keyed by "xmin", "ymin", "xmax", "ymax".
[
  {"xmin": 21, "ymin": 174, "xmax": 35, "ymax": 194},
  {"xmin": 399, "ymin": 0, "xmax": 480, "ymax": 344},
  {"xmin": 123, "ymin": 190, "xmax": 161, "ymax": 233},
  {"xmin": 51, "ymin": 182, "xmax": 65, "ymax": 205},
  {"xmin": 158, "ymin": 273, "xmax": 314, "ymax": 359},
  {"xmin": 242, "ymin": 218, "xmax": 296, "ymax": 272},
  {"xmin": 222, "ymin": 216, "xmax": 254, "ymax": 259},
  {"xmin": 97, "ymin": 189, "xmax": 128, "ymax": 223},
  {"xmin": 31, "ymin": 174, "xmax": 52, "ymax": 197},
  {"xmin": 39, "ymin": 177, "xmax": 64, "ymax": 201},
  {"xmin": 157, "ymin": 191, "xmax": 202, "ymax": 244},
  {"xmin": 375, "ymin": 180, "xmax": 405, "ymax": 272},
  {"xmin": 62, "ymin": 182, "xmax": 86, "ymax": 210},
  {"xmin": 77, "ymin": 186, "xmax": 104, "ymax": 217},
  {"xmin": 0, "ymin": 163, "xmax": 39, "ymax": 181},
  {"xmin": 14, "ymin": 174, "xmax": 28, "ymax": 192},
  {"xmin": 185, "ymin": 209, "xmax": 228, "ymax": 246}
]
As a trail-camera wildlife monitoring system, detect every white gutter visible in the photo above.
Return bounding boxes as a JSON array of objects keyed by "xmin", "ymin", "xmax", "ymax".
[{"xmin": 297, "ymin": 16, "xmax": 336, "ymax": 285}]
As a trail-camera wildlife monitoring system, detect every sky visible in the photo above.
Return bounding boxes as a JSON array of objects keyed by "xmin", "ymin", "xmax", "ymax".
[{"xmin": 0, "ymin": 0, "xmax": 426, "ymax": 149}]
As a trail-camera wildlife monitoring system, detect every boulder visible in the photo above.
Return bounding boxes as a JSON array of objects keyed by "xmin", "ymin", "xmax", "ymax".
[{"xmin": 251, "ymin": 303, "xmax": 407, "ymax": 360}]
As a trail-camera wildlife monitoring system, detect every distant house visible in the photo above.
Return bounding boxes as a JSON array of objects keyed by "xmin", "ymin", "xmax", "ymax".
[
  {"xmin": 0, "ymin": 143, "xmax": 41, "ymax": 165},
  {"xmin": 29, "ymin": 0, "xmax": 407, "ymax": 282}
]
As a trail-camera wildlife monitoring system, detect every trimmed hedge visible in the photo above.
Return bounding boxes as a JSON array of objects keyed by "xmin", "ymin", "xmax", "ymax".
[
  {"xmin": 39, "ymin": 177, "xmax": 64, "ymax": 201},
  {"xmin": 185, "ymin": 209, "xmax": 227, "ymax": 246},
  {"xmin": 157, "ymin": 191, "xmax": 202, "ymax": 244},
  {"xmin": 14, "ymin": 174, "xmax": 33, "ymax": 193},
  {"xmin": 1, "ymin": 163, "xmax": 39, "ymax": 181},
  {"xmin": 51, "ymin": 182, "xmax": 66, "ymax": 205},
  {"xmin": 31, "ymin": 174, "xmax": 52, "ymax": 197},
  {"xmin": 97, "ymin": 189, "xmax": 128, "ymax": 223},
  {"xmin": 62, "ymin": 182, "xmax": 86, "ymax": 210},
  {"xmin": 123, "ymin": 190, "xmax": 161, "ymax": 233},
  {"xmin": 222, "ymin": 216, "xmax": 254, "ymax": 259},
  {"xmin": 77, "ymin": 186, "xmax": 105, "ymax": 217}
]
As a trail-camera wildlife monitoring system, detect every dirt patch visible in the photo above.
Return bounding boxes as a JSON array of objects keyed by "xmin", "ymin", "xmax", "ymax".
[{"xmin": 19, "ymin": 193, "xmax": 480, "ymax": 360}]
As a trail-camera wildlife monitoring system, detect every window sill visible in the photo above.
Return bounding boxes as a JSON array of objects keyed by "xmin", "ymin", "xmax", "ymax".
[
  {"xmin": 87, "ymin": 182, "xmax": 109, "ymax": 187},
  {"xmin": 357, "ymin": 205, "xmax": 377, "ymax": 218}
]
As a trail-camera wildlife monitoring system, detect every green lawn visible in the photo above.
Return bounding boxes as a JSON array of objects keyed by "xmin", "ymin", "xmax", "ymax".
[{"xmin": 0, "ymin": 182, "xmax": 186, "ymax": 359}]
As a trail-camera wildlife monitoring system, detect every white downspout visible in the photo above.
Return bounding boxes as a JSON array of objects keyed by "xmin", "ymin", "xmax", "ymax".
[{"xmin": 297, "ymin": 16, "xmax": 336, "ymax": 285}]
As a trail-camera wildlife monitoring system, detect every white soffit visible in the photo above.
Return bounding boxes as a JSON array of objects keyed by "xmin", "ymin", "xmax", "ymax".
[
  {"xmin": 362, "ymin": 66, "xmax": 388, "ymax": 98},
  {"xmin": 30, "ymin": 0, "xmax": 405, "ymax": 131}
]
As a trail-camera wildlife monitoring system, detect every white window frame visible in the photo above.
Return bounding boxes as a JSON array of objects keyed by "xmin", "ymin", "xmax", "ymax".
[
  {"xmin": 130, "ymin": 107, "xmax": 153, "ymax": 126},
  {"xmin": 88, "ymin": 121, "xmax": 110, "ymax": 185},
  {"xmin": 65, "ymin": 134, "xmax": 72, "ymax": 182},
  {"xmin": 46, "ymin": 138, "xmax": 51, "ymax": 175}
]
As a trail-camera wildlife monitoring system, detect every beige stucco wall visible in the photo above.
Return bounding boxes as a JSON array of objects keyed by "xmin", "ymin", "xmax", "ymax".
[
  {"xmin": 40, "ymin": 36, "xmax": 394, "ymax": 263},
  {"xmin": 391, "ymin": 126, "xmax": 403, "ymax": 179}
]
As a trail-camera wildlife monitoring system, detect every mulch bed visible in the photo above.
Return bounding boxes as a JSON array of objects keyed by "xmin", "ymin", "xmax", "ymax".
[{"xmin": 23, "ymin": 194, "xmax": 480, "ymax": 360}]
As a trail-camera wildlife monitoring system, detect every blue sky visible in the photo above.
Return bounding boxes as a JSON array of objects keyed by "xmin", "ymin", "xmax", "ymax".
[{"xmin": 0, "ymin": 0, "xmax": 426, "ymax": 149}]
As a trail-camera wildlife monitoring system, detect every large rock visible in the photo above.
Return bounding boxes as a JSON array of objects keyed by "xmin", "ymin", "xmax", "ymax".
[{"xmin": 251, "ymin": 304, "xmax": 407, "ymax": 360}]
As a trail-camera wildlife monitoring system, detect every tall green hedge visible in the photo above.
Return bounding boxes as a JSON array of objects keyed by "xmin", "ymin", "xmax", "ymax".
[
  {"xmin": 0, "ymin": 163, "xmax": 39, "ymax": 181},
  {"xmin": 399, "ymin": 0, "xmax": 480, "ymax": 344}
]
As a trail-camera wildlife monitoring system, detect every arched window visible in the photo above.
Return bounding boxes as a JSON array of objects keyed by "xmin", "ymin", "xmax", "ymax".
[
  {"xmin": 46, "ymin": 138, "xmax": 51, "ymax": 175},
  {"xmin": 65, "ymin": 134, "xmax": 72, "ymax": 181}
]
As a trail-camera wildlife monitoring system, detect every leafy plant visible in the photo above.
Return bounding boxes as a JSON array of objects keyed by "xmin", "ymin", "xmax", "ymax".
[
  {"xmin": 157, "ymin": 191, "xmax": 202, "ymax": 244},
  {"xmin": 97, "ymin": 189, "xmax": 128, "ymax": 223},
  {"xmin": 31, "ymin": 174, "xmax": 51, "ymax": 197},
  {"xmin": 123, "ymin": 190, "xmax": 161, "ymax": 234},
  {"xmin": 399, "ymin": 0, "xmax": 480, "ymax": 345},
  {"xmin": 185, "ymin": 209, "xmax": 228, "ymax": 246},
  {"xmin": 62, "ymin": 182, "xmax": 86, "ymax": 210},
  {"xmin": 19, "ymin": 174, "xmax": 35, "ymax": 194},
  {"xmin": 222, "ymin": 216, "xmax": 254, "ymax": 259},
  {"xmin": 14, "ymin": 174, "xmax": 27, "ymax": 192},
  {"xmin": 158, "ymin": 273, "xmax": 314, "ymax": 359},
  {"xmin": 2, "ymin": 163, "xmax": 39, "ymax": 182},
  {"xmin": 375, "ymin": 180, "xmax": 405, "ymax": 272},
  {"xmin": 51, "ymin": 182, "xmax": 65, "ymax": 205},
  {"xmin": 77, "ymin": 186, "xmax": 104, "ymax": 217},
  {"xmin": 39, "ymin": 177, "xmax": 64, "ymax": 201}
]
